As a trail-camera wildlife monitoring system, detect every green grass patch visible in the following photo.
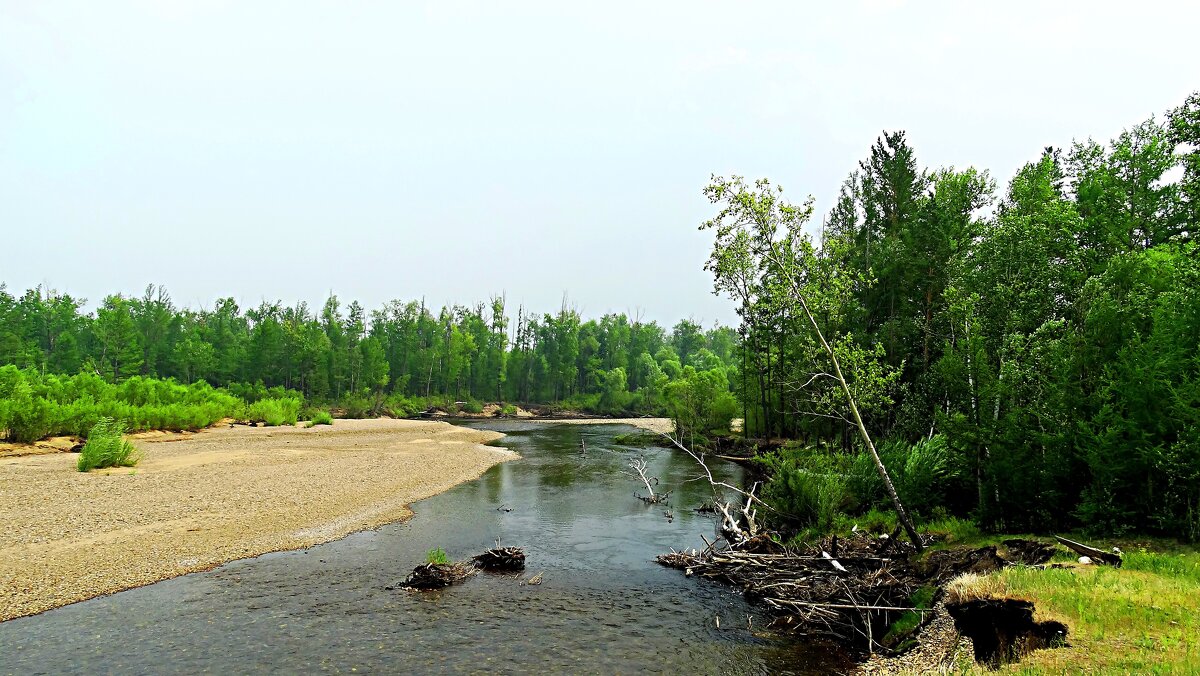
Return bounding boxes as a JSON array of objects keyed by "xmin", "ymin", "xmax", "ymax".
[
  {"xmin": 77, "ymin": 417, "xmax": 140, "ymax": 472},
  {"xmin": 613, "ymin": 431, "xmax": 654, "ymax": 447},
  {"xmin": 305, "ymin": 410, "xmax": 334, "ymax": 428},
  {"xmin": 882, "ymin": 584, "xmax": 939, "ymax": 650},
  {"xmin": 947, "ymin": 545, "xmax": 1200, "ymax": 674},
  {"xmin": 426, "ymin": 547, "xmax": 450, "ymax": 565}
]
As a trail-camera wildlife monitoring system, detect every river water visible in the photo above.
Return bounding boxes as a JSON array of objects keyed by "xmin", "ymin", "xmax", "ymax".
[{"xmin": 0, "ymin": 421, "xmax": 849, "ymax": 674}]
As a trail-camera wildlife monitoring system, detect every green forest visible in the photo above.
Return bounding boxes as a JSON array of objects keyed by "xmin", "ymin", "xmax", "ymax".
[
  {"xmin": 0, "ymin": 287, "xmax": 739, "ymax": 438},
  {"xmin": 707, "ymin": 91, "xmax": 1200, "ymax": 542},
  {"xmin": 3, "ymin": 91, "xmax": 1198, "ymax": 544}
]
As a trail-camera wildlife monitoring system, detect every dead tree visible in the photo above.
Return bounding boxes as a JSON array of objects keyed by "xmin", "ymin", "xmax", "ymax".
[
  {"xmin": 626, "ymin": 456, "xmax": 669, "ymax": 504},
  {"xmin": 653, "ymin": 428, "xmax": 765, "ymax": 543}
]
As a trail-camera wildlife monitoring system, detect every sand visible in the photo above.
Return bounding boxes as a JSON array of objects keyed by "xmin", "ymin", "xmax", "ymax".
[
  {"xmin": 0, "ymin": 418, "xmax": 514, "ymax": 622},
  {"xmin": 524, "ymin": 417, "xmax": 675, "ymax": 435}
]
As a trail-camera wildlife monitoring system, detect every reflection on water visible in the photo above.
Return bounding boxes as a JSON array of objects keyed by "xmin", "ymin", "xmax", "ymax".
[{"xmin": 0, "ymin": 421, "xmax": 849, "ymax": 674}]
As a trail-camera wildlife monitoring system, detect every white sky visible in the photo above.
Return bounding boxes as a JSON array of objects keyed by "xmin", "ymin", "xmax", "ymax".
[{"xmin": 2, "ymin": 1, "xmax": 1197, "ymax": 327}]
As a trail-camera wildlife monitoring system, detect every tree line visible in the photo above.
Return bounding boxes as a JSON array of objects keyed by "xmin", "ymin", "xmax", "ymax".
[
  {"xmin": 0, "ymin": 286, "xmax": 739, "ymax": 424},
  {"xmin": 706, "ymin": 91, "xmax": 1199, "ymax": 540}
]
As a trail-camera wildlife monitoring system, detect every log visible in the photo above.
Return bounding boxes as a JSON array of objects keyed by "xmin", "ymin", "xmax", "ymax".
[{"xmin": 1053, "ymin": 535, "xmax": 1122, "ymax": 567}]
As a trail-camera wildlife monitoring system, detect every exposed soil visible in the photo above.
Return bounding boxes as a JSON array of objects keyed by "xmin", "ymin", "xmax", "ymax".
[
  {"xmin": 0, "ymin": 418, "xmax": 515, "ymax": 622},
  {"xmin": 0, "ymin": 436, "xmax": 82, "ymax": 459},
  {"xmin": 946, "ymin": 598, "xmax": 1068, "ymax": 668}
]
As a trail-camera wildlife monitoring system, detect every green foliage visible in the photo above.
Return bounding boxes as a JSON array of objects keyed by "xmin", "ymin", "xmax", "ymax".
[
  {"xmin": 701, "ymin": 90, "xmax": 1200, "ymax": 540},
  {"xmin": 245, "ymin": 397, "xmax": 301, "ymax": 426},
  {"xmin": 0, "ymin": 367, "xmax": 299, "ymax": 442},
  {"xmin": 848, "ymin": 435, "xmax": 956, "ymax": 519},
  {"xmin": 340, "ymin": 394, "xmax": 373, "ymax": 419},
  {"xmin": 307, "ymin": 410, "xmax": 333, "ymax": 427},
  {"xmin": 499, "ymin": 403, "xmax": 518, "ymax": 416},
  {"xmin": 425, "ymin": 547, "xmax": 450, "ymax": 565},
  {"xmin": 461, "ymin": 400, "xmax": 484, "ymax": 414},
  {"xmin": 756, "ymin": 445, "xmax": 851, "ymax": 531},
  {"xmin": 77, "ymin": 417, "xmax": 139, "ymax": 472}
]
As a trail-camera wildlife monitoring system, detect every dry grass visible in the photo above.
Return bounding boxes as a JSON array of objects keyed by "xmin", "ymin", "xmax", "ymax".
[{"xmin": 944, "ymin": 572, "xmax": 1008, "ymax": 605}]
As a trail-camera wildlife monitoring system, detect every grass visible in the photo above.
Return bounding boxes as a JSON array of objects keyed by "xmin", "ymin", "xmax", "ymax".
[
  {"xmin": 77, "ymin": 417, "xmax": 140, "ymax": 472},
  {"xmin": 883, "ymin": 584, "xmax": 939, "ymax": 650},
  {"xmin": 426, "ymin": 547, "xmax": 451, "ymax": 565},
  {"xmin": 305, "ymin": 410, "xmax": 334, "ymax": 428},
  {"xmin": 941, "ymin": 546, "xmax": 1200, "ymax": 674}
]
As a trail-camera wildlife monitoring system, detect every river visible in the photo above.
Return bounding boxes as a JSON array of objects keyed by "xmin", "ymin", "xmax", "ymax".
[{"xmin": 0, "ymin": 421, "xmax": 849, "ymax": 674}]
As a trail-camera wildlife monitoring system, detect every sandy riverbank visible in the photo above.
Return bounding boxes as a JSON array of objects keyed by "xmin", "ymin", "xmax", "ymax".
[
  {"xmin": 522, "ymin": 417, "xmax": 674, "ymax": 435},
  {"xmin": 0, "ymin": 418, "xmax": 514, "ymax": 622}
]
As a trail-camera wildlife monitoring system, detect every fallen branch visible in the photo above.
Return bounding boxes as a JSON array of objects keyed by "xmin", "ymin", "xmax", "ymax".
[{"xmin": 1054, "ymin": 535, "xmax": 1122, "ymax": 566}]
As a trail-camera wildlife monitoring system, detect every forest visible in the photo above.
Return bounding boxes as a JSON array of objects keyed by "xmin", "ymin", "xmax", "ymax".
[
  {"xmin": 0, "ymin": 287, "xmax": 739, "ymax": 440},
  {"xmin": 706, "ymin": 91, "xmax": 1199, "ymax": 542}
]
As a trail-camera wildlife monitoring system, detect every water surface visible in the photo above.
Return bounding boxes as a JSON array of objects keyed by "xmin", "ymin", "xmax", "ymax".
[{"xmin": 0, "ymin": 421, "xmax": 848, "ymax": 674}]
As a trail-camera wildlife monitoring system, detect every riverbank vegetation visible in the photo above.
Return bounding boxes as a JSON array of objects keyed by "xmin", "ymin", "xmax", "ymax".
[
  {"xmin": 0, "ymin": 366, "xmax": 303, "ymax": 442},
  {"xmin": 706, "ymin": 91, "xmax": 1200, "ymax": 544},
  {"xmin": 76, "ymin": 417, "xmax": 140, "ymax": 471},
  {"xmin": 0, "ymin": 284, "xmax": 740, "ymax": 439}
]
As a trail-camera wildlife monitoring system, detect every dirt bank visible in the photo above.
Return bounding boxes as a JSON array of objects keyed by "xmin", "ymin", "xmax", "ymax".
[{"xmin": 0, "ymin": 418, "xmax": 514, "ymax": 622}]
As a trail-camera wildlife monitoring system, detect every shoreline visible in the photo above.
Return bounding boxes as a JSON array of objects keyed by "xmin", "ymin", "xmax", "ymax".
[
  {"xmin": 513, "ymin": 417, "xmax": 674, "ymax": 435},
  {"xmin": 0, "ymin": 418, "xmax": 516, "ymax": 623}
]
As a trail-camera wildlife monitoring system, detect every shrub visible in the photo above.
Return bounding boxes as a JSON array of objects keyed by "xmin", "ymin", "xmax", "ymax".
[
  {"xmin": 384, "ymin": 394, "xmax": 430, "ymax": 417},
  {"xmin": 77, "ymin": 417, "xmax": 140, "ymax": 472},
  {"xmin": 309, "ymin": 410, "xmax": 333, "ymax": 426},
  {"xmin": 0, "ymin": 368, "xmax": 289, "ymax": 442},
  {"xmin": 426, "ymin": 547, "xmax": 450, "ymax": 565},
  {"xmin": 848, "ymin": 434, "xmax": 954, "ymax": 519},
  {"xmin": 246, "ymin": 397, "xmax": 301, "ymax": 426},
  {"xmin": 461, "ymin": 400, "xmax": 484, "ymax": 414},
  {"xmin": 757, "ymin": 444, "xmax": 851, "ymax": 531},
  {"xmin": 342, "ymin": 394, "xmax": 373, "ymax": 419},
  {"xmin": 500, "ymin": 403, "xmax": 518, "ymax": 416}
]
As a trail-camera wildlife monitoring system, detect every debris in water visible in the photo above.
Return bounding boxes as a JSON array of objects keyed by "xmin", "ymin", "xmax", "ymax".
[{"xmin": 473, "ymin": 547, "xmax": 526, "ymax": 572}]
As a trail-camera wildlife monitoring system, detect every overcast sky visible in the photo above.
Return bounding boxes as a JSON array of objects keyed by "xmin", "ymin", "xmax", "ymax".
[{"xmin": 2, "ymin": 1, "xmax": 1196, "ymax": 327}]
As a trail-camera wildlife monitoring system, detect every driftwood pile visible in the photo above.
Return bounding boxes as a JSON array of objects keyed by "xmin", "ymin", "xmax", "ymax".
[
  {"xmin": 658, "ymin": 532, "xmax": 1093, "ymax": 656},
  {"xmin": 402, "ymin": 562, "xmax": 477, "ymax": 590},
  {"xmin": 473, "ymin": 546, "xmax": 526, "ymax": 571},
  {"xmin": 395, "ymin": 546, "xmax": 528, "ymax": 591},
  {"xmin": 659, "ymin": 533, "xmax": 925, "ymax": 650}
]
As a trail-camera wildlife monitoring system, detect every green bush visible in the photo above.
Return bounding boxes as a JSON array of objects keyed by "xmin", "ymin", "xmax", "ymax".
[
  {"xmin": 77, "ymin": 417, "xmax": 140, "ymax": 472},
  {"xmin": 384, "ymin": 394, "xmax": 428, "ymax": 417},
  {"xmin": 0, "ymin": 368, "xmax": 298, "ymax": 442},
  {"xmin": 757, "ymin": 444, "xmax": 851, "ymax": 531},
  {"xmin": 246, "ymin": 397, "xmax": 301, "ymax": 426},
  {"xmin": 426, "ymin": 547, "xmax": 450, "ymax": 565},
  {"xmin": 500, "ymin": 403, "xmax": 518, "ymax": 416},
  {"xmin": 342, "ymin": 394, "xmax": 373, "ymax": 419},
  {"xmin": 309, "ymin": 410, "xmax": 333, "ymax": 426},
  {"xmin": 461, "ymin": 400, "xmax": 484, "ymax": 414},
  {"xmin": 848, "ymin": 435, "xmax": 953, "ymax": 519}
]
